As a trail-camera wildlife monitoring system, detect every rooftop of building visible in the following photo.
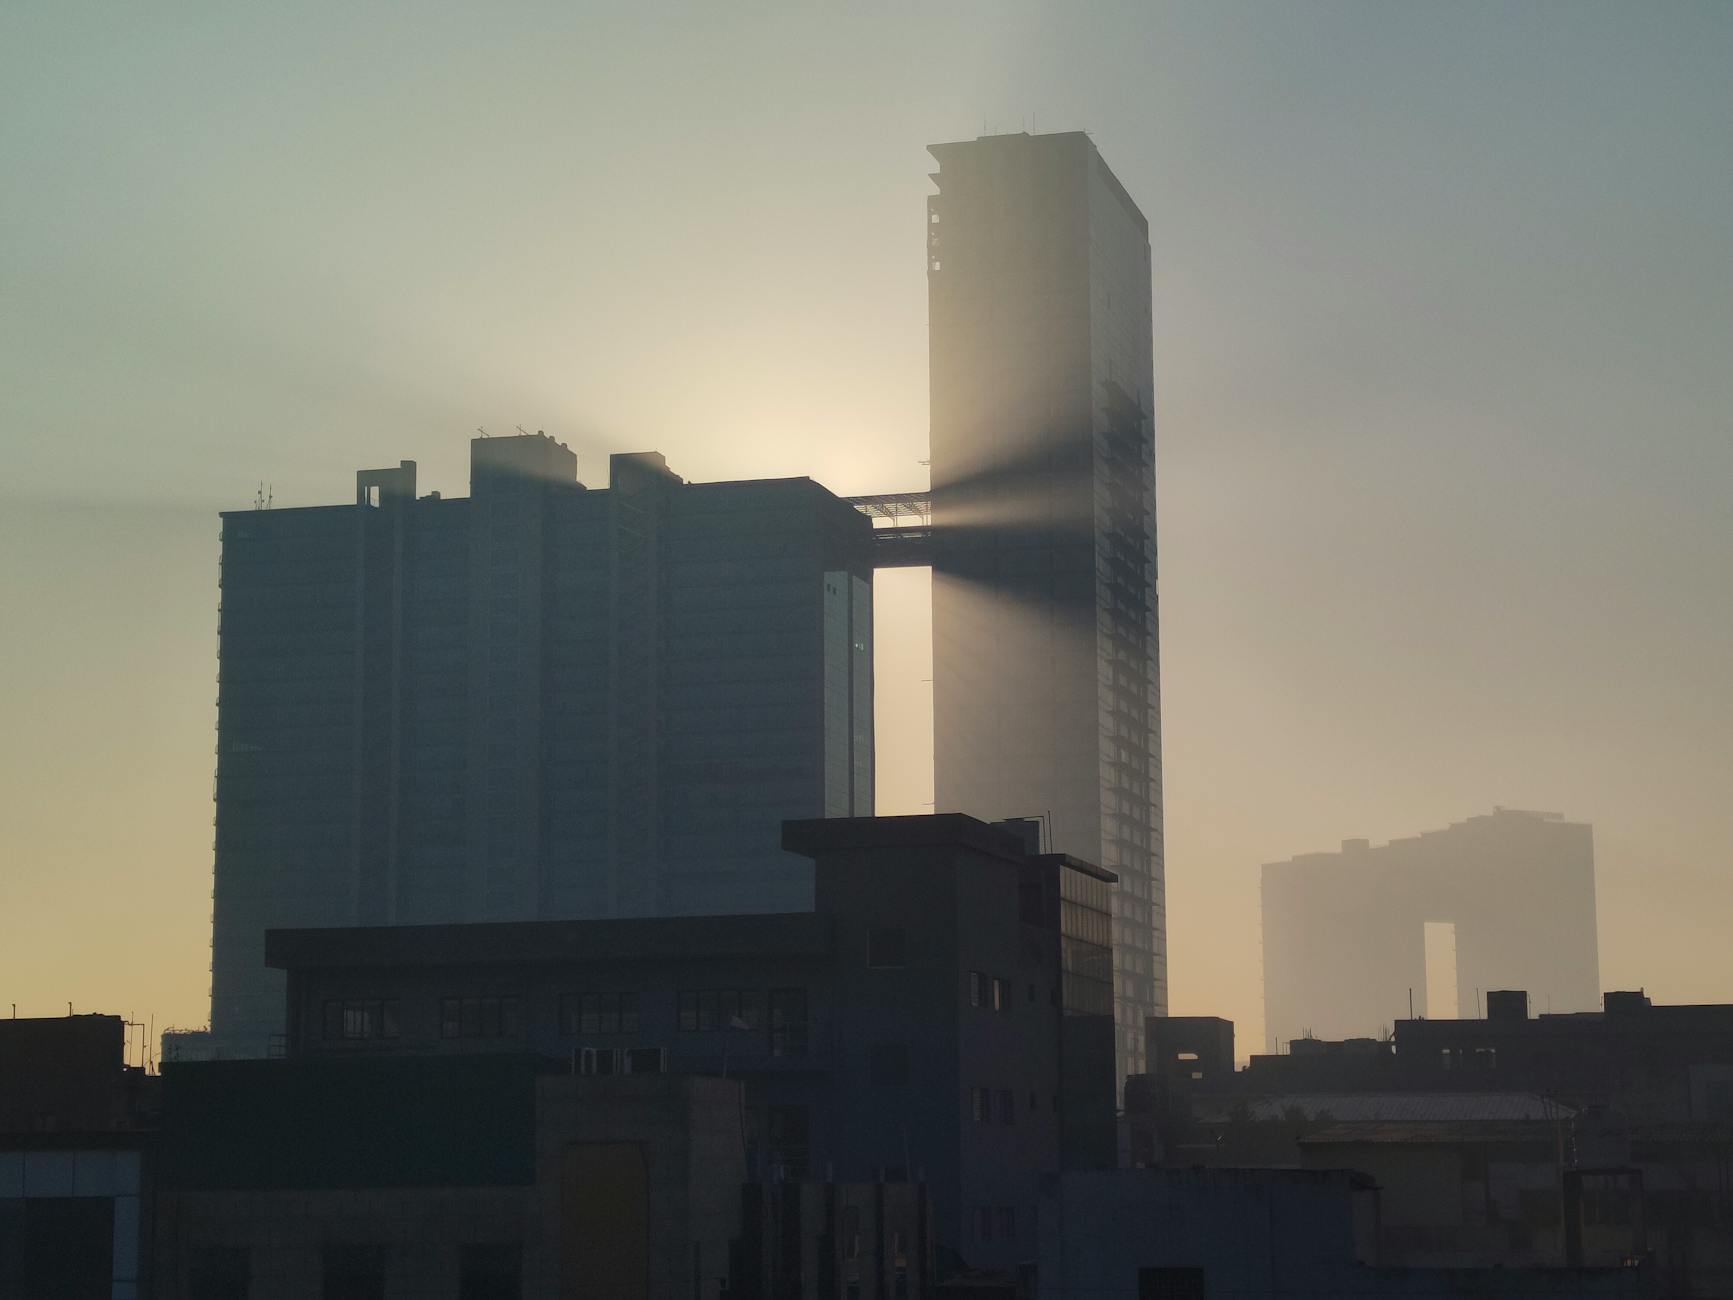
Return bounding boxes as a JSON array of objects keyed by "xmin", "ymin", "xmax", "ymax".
[
  {"xmin": 1300, "ymin": 1120, "xmax": 1569, "ymax": 1146},
  {"xmin": 267, "ymin": 910, "xmax": 830, "ymax": 972},
  {"xmin": 1263, "ymin": 806, "xmax": 1590, "ymax": 871},
  {"xmin": 221, "ymin": 434, "xmax": 867, "ymax": 521},
  {"xmin": 268, "ymin": 813, "xmax": 1113, "ymax": 972},
  {"xmin": 784, "ymin": 812, "xmax": 1116, "ymax": 881},
  {"xmin": 1190, "ymin": 1093, "xmax": 1576, "ymax": 1126}
]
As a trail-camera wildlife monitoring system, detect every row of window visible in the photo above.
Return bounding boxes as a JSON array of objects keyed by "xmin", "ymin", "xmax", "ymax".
[
  {"xmin": 325, "ymin": 990, "xmax": 808, "ymax": 1053},
  {"xmin": 968, "ymin": 1086, "xmax": 1020, "ymax": 1126},
  {"xmin": 970, "ymin": 1205, "xmax": 1019, "ymax": 1243},
  {"xmin": 323, "ymin": 999, "xmax": 400, "ymax": 1041}
]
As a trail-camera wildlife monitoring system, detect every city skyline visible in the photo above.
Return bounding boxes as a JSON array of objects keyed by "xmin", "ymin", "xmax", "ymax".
[{"xmin": 5, "ymin": 2, "xmax": 1733, "ymax": 1052}]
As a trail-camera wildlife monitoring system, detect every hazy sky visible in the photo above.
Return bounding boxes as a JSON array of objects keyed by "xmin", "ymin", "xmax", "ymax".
[{"xmin": 4, "ymin": 2, "xmax": 1730, "ymax": 1051}]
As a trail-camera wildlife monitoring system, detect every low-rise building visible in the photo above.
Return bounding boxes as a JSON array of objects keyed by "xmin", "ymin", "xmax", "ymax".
[
  {"xmin": 1038, "ymin": 1167, "xmax": 1655, "ymax": 1299},
  {"xmin": 152, "ymin": 1057, "xmax": 752, "ymax": 1299},
  {"xmin": 0, "ymin": 1015, "xmax": 155, "ymax": 1300},
  {"xmin": 263, "ymin": 813, "xmax": 1118, "ymax": 1272}
]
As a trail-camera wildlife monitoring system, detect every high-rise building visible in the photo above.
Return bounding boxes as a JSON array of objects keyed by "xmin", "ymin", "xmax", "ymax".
[
  {"xmin": 926, "ymin": 132, "xmax": 1165, "ymax": 1077},
  {"xmin": 1261, "ymin": 808, "xmax": 1602, "ymax": 1052},
  {"xmin": 208, "ymin": 434, "xmax": 874, "ymax": 1056}
]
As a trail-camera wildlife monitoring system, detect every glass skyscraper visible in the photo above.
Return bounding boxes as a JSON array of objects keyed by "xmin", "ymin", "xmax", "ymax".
[
  {"xmin": 927, "ymin": 132, "xmax": 1165, "ymax": 1079},
  {"xmin": 207, "ymin": 434, "xmax": 874, "ymax": 1056}
]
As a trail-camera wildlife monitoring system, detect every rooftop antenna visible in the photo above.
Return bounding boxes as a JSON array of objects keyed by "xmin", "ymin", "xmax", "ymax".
[
  {"xmin": 253, "ymin": 481, "xmax": 272, "ymax": 511},
  {"xmin": 476, "ymin": 427, "xmax": 489, "ymax": 439},
  {"xmin": 515, "ymin": 424, "xmax": 530, "ymax": 436}
]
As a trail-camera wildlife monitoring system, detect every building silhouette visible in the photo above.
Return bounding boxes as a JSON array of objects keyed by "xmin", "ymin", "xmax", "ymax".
[
  {"xmin": 262, "ymin": 814, "xmax": 1118, "ymax": 1271},
  {"xmin": 208, "ymin": 434, "xmax": 874, "ymax": 1056},
  {"xmin": 1261, "ymin": 808, "xmax": 1602, "ymax": 1052},
  {"xmin": 926, "ymin": 131, "xmax": 1165, "ymax": 1078}
]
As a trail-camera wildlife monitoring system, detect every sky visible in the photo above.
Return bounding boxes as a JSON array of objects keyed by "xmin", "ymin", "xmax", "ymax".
[{"xmin": 3, "ymin": 1, "xmax": 1731, "ymax": 1052}]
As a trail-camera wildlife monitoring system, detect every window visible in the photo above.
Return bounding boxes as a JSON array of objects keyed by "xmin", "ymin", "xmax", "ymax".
[
  {"xmin": 998, "ymin": 1089, "xmax": 1015, "ymax": 1124},
  {"xmin": 677, "ymin": 988, "xmax": 759, "ymax": 1032},
  {"xmin": 459, "ymin": 1244, "xmax": 521, "ymax": 1300},
  {"xmin": 841, "ymin": 1205, "xmax": 862, "ymax": 1260},
  {"xmin": 623, "ymin": 1046, "xmax": 666, "ymax": 1075},
  {"xmin": 323, "ymin": 999, "xmax": 401, "ymax": 1041},
  {"xmin": 970, "ymin": 1086, "xmax": 991, "ymax": 1123},
  {"xmin": 560, "ymin": 992, "xmax": 639, "ymax": 1035},
  {"xmin": 868, "ymin": 926, "xmax": 907, "ymax": 968},
  {"xmin": 972, "ymin": 1206, "xmax": 993, "ymax": 1240},
  {"xmin": 995, "ymin": 1206, "xmax": 1016, "ymax": 1240},
  {"xmin": 969, "ymin": 971, "xmax": 986, "ymax": 1007},
  {"xmin": 769, "ymin": 987, "xmax": 807, "ymax": 1057},
  {"xmin": 992, "ymin": 977, "xmax": 1010, "ymax": 1011},
  {"xmin": 440, "ymin": 996, "xmax": 520, "ymax": 1040},
  {"xmin": 870, "ymin": 1043, "xmax": 910, "ymax": 1086}
]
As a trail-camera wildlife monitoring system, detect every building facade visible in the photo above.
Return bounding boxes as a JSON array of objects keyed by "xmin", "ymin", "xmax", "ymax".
[
  {"xmin": 0, "ymin": 1016, "xmax": 154, "ymax": 1300},
  {"xmin": 264, "ymin": 814, "xmax": 1117, "ymax": 1272},
  {"xmin": 1262, "ymin": 809, "xmax": 1601, "ymax": 1051},
  {"xmin": 210, "ymin": 434, "xmax": 874, "ymax": 1056},
  {"xmin": 153, "ymin": 1060, "xmax": 753, "ymax": 1300},
  {"xmin": 926, "ymin": 132, "xmax": 1164, "ymax": 1082}
]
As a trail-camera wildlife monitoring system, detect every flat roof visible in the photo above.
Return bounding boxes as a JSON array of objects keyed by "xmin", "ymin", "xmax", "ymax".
[
  {"xmin": 782, "ymin": 813, "xmax": 1115, "ymax": 881},
  {"xmin": 267, "ymin": 911, "xmax": 830, "ymax": 972}
]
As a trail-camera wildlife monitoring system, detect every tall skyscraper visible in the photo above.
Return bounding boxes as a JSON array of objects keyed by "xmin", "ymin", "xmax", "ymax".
[
  {"xmin": 1262, "ymin": 808, "xmax": 1602, "ymax": 1052},
  {"xmin": 926, "ymin": 132, "xmax": 1165, "ymax": 1078},
  {"xmin": 208, "ymin": 434, "xmax": 874, "ymax": 1056}
]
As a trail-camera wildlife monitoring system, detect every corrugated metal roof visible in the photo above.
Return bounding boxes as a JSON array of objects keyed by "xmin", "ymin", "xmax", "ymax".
[{"xmin": 1192, "ymin": 1092, "xmax": 1575, "ymax": 1124}]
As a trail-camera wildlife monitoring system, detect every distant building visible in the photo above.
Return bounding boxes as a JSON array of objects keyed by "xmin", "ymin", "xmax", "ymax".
[
  {"xmin": 1037, "ymin": 1167, "xmax": 1653, "ymax": 1299},
  {"xmin": 264, "ymin": 813, "xmax": 1119, "ymax": 1272},
  {"xmin": 927, "ymin": 132, "xmax": 1166, "ymax": 1082},
  {"xmin": 210, "ymin": 434, "xmax": 875, "ymax": 1056},
  {"xmin": 1134, "ymin": 993, "xmax": 1733, "ymax": 1294},
  {"xmin": 1147, "ymin": 1015, "xmax": 1236, "ymax": 1095},
  {"xmin": 0, "ymin": 1015, "xmax": 154, "ymax": 1300},
  {"xmin": 1262, "ymin": 809, "xmax": 1601, "ymax": 1051}
]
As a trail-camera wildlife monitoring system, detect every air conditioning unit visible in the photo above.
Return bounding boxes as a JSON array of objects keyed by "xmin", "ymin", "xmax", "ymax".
[
  {"xmin": 578, "ymin": 1047, "xmax": 623, "ymax": 1077},
  {"xmin": 624, "ymin": 1046, "xmax": 667, "ymax": 1075}
]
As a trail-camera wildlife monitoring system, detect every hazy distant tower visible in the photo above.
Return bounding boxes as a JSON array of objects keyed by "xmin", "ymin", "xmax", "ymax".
[{"xmin": 927, "ymin": 133, "xmax": 1165, "ymax": 1077}]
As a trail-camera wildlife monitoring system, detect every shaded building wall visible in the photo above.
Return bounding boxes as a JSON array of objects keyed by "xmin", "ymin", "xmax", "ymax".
[
  {"xmin": 151, "ymin": 1062, "xmax": 744, "ymax": 1300},
  {"xmin": 1037, "ymin": 1168, "xmax": 1378, "ymax": 1300},
  {"xmin": 0, "ymin": 1147, "xmax": 143, "ymax": 1300},
  {"xmin": 269, "ymin": 814, "xmax": 1113, "ymax": 1274},
  {"xmin": 928, "ymin": 131, "xmax": 1164, "ymax": 1084},
  {"xmin": 210, "ymin": 434, "xmax": 874, "ymax": 1056},
  {"xmin": 1262, "ymin": 810, "xmax": 1600, "ymax": 1052}
]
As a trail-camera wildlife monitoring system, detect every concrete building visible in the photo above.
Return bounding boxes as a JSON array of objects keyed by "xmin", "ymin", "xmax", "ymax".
[
  {"xmin": 0, "ymin": 1016, "xmax": 154, "ymax": 1300},
  {"xmin": 1038, "ymin": 1167, "xmax": 1654, "ymax": 1299},
  {"xmin": 152, "ymin": 1058, "xmax": 752, "ymax": 1300},
  {"xmin": 926, "ymin": 132, "xmax": 1165, "ymax": 1081},
  {"xmin": 1262, "ymin": 808, "xmax": 1601, "ymax": 1051},
  {"xmin": 209, "ymin": 433, "xmax": 874, "ymax": 1057},
  {"xmin": 1238, "ymin": 990, "xmax": 1733, "ymax": 1120},
  {"xmin": 264, "ymin": 813, "xmax": 1118, "ymax": 1272}
]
